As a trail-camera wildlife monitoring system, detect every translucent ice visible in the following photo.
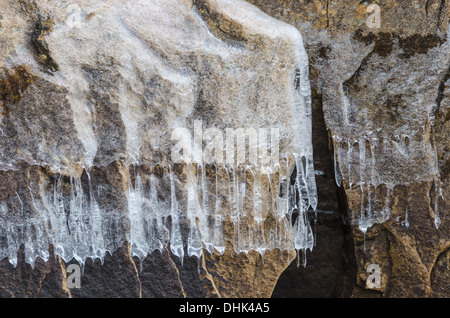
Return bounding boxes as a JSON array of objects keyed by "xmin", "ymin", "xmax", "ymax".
[{"xmin": 0, "ymin": 0, "xmax": 317, "ymax": 268}]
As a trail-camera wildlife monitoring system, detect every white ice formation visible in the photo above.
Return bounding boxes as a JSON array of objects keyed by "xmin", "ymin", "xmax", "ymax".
[
  {"xmin": 332, "ymin": 101, "xmax": 445, "ymax": 234},
  {"xmin": 0, "ymin": 0, "xmax": 317, "ymax": 268},
  {"xmin": 327, "ymin": 23, "xmax": 450, "ymax": 236}
]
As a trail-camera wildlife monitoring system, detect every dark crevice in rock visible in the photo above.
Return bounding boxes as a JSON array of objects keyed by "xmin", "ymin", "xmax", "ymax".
[
  {"xmin": 381, "ymin": 229, "xmax": 394, "ymax": 297},
  {"xmin": 335, "ymin": 176, "xmax": 358, "ymax": 297},
  {"xmin": 271, "ymin": 83, "xmax": 356, "ymax": 297}
]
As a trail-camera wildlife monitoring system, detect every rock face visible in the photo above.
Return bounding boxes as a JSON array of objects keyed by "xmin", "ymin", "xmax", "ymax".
[{"xmin": 0, "ymin": 0, "xmax": 448, "ymax": 298}]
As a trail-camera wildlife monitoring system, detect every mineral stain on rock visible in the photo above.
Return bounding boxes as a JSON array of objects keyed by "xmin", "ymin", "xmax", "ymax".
[
  {"xmin": 0, "ymin": 66, "xmax": 36, "ymax": 114},
  {"xmin": 16, "ymin": 0, "xmax": 59, "ymax": 72},
  {"xmin": 31, "ymin": 17, "xmax": 59, "ymax": 72}
]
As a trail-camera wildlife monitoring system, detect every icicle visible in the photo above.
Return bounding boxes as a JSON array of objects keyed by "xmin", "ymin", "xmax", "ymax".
[
  {"xmin": 268, "ymin": 170, "xmax": 280, "ymax": 251},
  {"xmin": 186, "ymin": 164, "xmax": 203, "ymax": 259},
  {"xmin": 149, "ymin": 173, "xmax": 164, "ymax": 253},
  {"xmin": 237, "ymin": 166, "xmax": 247, "ymax": 254},
  {"xmin": 433, "ymin": 177, "xmax": 442, "ymax": 230},
  {"xmin": 253, "ymin": 170, "xmax": 266, "ymax": 257},
  {"xmin": 128, "ymin": 172, "xmax": 149, "ymax": 260},
  {"xmin": 48, "ymin": 175, "xmax": 73, "ymax": 263},
  {"xmin": 213, "ymin": 167, "xmax": 225, "ymax": 255},
  {"xmin": 359, "ymin": 183, "xmax": 372, "ymax": 235},
  {"xmin": 359, "ymin": 139, "xmax": 366, "ymax": 187},
  {"xmin": 430, "ymin": 115, "xmax": 443, "ymax": 230},
  {"xmin": 24, "ymin": 221, "xmax": 36, "ymax": 270},
  {"xmin": 87, "ymin": 169, "xmax": 106, "ymax": 260},
  {"xmin": 200, "ymin": 164, "xmax": 213, "ymax": 255},
  {"xmin": 213, "ymin": 215, "xmax": 225, "ymax": 255},
  {"xmin": 292, "ymin": 163, "xmax": 314, "ymax": 267},
  {"xmin": 305, "ymin": 154, "xmax": 318, "ymax": 211},
  {"xmin": 333, "ymin": 135, "xmax": 343, "ymax": 187},
  {"xmin": 347, "ymin": 141, "xmax": 353, "ymax": 188},
  {"xmin": 404, "ymin": 207, "xmax": 409, "ymax": 229},
  {"xmin": 275, "ymin": 160, "xmax": 288, "ymax": 251},
  {"xmin": 28, "ymin": 185, "xmax": 50, "ymax": 263},
  {"xmin": 303, "ymin": 249, "xmax": 307, "ymax": 268},
  {"xmin": 368, "ymin": 139, "xmax": 378, "ymax": 221},
  {"xmin": 384, "ymin": 184, "xmax": 392, "ymax": 222},
  {"xmin": 169, "ymin": 166, "xmax": 184, "ymax": 265},
  {"xmin": 227, "ymin": 165, "xmax": 240, "ymax": 255},
  {"xmin": 6, "ymin": 221, "xmax": 18, "ymax": 268},
  {"xmin": 80, "ymin": 262, "xmax": 85, "ymax": 276},
  {"xmin": 294, "ymin": 154, "xmax": 309, "ymax": 212}
]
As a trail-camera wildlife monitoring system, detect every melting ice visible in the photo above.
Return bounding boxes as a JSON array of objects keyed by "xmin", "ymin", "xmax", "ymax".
[{"xmin": 0, "ymin": 0, "xmax": 318, "ymax": 269}]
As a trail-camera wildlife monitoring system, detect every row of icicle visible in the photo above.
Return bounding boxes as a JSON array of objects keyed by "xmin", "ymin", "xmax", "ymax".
[
  {"xmin": 0, "ymin": 154, "xmax": 317, "ymax": 269},
  {"xmin": 332, "ymin": 118, "xmax": 444, "ymax": 234}
]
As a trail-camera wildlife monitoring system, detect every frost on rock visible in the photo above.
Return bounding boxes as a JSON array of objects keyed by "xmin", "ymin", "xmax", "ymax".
[
  {"xmin": 0, "ymin": 0, "xmax": 317, "ymax": 268},
  {"xmin": 327, "ymin": 30, "xmax": 450, "ymax": 234}
]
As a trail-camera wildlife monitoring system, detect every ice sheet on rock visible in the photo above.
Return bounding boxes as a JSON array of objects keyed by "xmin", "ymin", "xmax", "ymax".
[
  {"xmin": 0, "ymin": 0, "xmax": 315, "ymax": 170},
  {"xmin": 331, "ymin": 123, "xmax": 445, "ymax": 233},
  {"xmin": 326, "ymin": 27, "xmax": 450, "ymax": 235},
  {"xmin": 0, "ymin": 0, "xmax": 317, "ymax": 267}
]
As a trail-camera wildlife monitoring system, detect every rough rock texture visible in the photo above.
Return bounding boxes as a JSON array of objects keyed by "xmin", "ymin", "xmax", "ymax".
[{"xmin": 0, "ymin": 0, "xmax": 449, "ymax": 298}]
